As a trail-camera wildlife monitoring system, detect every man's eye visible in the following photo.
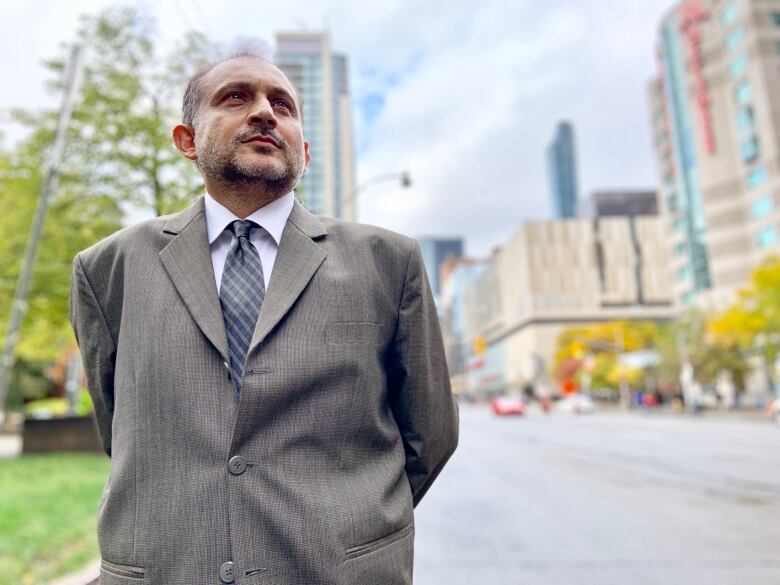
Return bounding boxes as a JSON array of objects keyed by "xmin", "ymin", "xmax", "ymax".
[
  {"xmin": 226, "ymin": 92, "xmax": 244, "ymax": 101},
  {"xmin": 273, "ymin": 99, "xmax": 291, "ymax": 110}
]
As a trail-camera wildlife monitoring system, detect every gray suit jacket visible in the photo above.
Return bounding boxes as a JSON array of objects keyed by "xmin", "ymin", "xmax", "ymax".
[{"xmin": 69, "ymin": 197, "xmax": 458, "ymax": 585}]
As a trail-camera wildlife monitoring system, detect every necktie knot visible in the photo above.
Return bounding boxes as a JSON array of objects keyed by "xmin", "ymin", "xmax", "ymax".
[{"xmin": 230, "ymin": 219, "xmax": 257, "ymax": 240}]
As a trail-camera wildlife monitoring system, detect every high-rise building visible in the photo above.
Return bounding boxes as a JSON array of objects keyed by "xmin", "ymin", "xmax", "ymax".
[
  {"xmin": 417, "ymin": 237, "xmax": 464, "ymax": 299},
  {"xmin": 274, "ymin": 31, "xmax": 356, "ymax": 220},
  {"xmin": 649, "ymin": 0, "xmax": 780, "ymax": 307},
  {"xmin": 546, "ymin": 121, "xmax": 580, "ymax": 219}
]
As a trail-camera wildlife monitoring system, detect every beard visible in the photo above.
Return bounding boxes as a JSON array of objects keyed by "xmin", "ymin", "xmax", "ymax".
[{"xmin": 197, "ymin": 128, "xmax": 305, "ymax": 196}]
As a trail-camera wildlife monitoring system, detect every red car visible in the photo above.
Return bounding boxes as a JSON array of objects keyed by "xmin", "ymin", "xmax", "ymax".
[{"xmin": 490, "ymin": 396, "xmax": 526, "ymax": 416}]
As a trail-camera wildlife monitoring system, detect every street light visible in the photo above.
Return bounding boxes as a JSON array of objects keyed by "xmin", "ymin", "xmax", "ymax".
[{"xmin": 344, "ymin": 171, "xmax": 411, "ymax": 221}]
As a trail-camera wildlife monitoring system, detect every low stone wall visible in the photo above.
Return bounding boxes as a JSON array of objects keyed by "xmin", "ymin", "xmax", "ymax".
[{"xmin": 22, "ymin": 416, "xmax": 103, "ymax": 454}]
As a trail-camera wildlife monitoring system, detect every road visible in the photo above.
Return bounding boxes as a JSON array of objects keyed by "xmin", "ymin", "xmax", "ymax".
[{"xmin": 413, "ymin": 404, "xmax": 780, "ymax": 585}]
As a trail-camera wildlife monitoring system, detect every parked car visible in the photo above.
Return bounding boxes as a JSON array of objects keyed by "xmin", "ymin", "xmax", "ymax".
[
  {"xmin": 490, "ymin": 396, "xmax": 526, "ymax": 416},
  {"xmin": 557, "ymin": 394, "xmax": 596, "ymax": 415}
]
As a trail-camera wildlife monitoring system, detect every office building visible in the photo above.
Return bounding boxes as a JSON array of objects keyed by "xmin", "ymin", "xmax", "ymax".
[
  {"xmin": 547, "ymin": 121, "xmax": 580, "ymax": 219},
  {"xmin": 274, "ymin": 31, "xmax": 356, "ymax": 219},
  {"xmin": 461, "ymin": 217, "xmax": 674, "ymax": 395},
  {"xmin": 578, "ymin": 190, "xmax": 659, "ymax": 218},
  {"xmin": 649, "ymin": 0, "xmax": 780, "ymax": 307}
]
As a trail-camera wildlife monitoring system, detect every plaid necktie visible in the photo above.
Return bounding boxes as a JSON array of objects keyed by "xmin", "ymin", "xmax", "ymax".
[{"xmin": 220, "ymin": 220, "xmax": 265, "ymax": 393}]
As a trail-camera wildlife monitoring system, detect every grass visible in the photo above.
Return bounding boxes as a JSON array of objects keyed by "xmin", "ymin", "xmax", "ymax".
[{"xmin": 0, "ymin": 452, "xmax": 111, "ymax": 585}]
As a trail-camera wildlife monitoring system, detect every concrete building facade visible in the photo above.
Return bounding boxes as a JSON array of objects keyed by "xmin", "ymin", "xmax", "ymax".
[
  {"xmin": 274, "ymin": 31, "xmax": 356, "ymax": 220},
  {"xmin": 649, "ymin": 0, "xmax": 780, "ymax": 308},
  {"xmin": 454, "ymin": 217, "xmax": 674, "ymax": 395}
]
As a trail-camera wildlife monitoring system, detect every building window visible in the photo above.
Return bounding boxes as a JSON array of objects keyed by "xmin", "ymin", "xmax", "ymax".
[
  {"xmin": 678, "ymin": 266, "xmax": 692, "ymax": 281},
  {"xmin": 667, "ymin": 194, "xmax": 679, "ymax": 211},
  {"xmin": 722, "ymin": 2, "xmax": 738, "ymax": 25},
  {"xmin": 673, "ymin": 218, "xmax": 685, "ymax": 232},
  {"xmin": 773, "ymin": 13, "xmax": 780, "ymax": 27},
  {"xmin": 735, "ymin": 81, "xmax": 752, "ymax": 104},
  {"xmin": 757, "ymin": 226, "xmax": 778, "ymax": 248},
  {"xmin": 725, "ymin": 27, "xmax": 744, "ymax": 51},
  {"xmin": 775, "ymin": 41, "xmax": 780, "ymax": 55},
  {"xmin": 753, "ymin": 194, "xmax": 774, "ymax": 218},
  {"xmin": 675, "ymin": 242, "xmax": 687, "ymax": 255},
  {"xmin": 730, "ymin": 53, "xmax": 748, "ymax": 77},
  {"xmin": 747, "ymin": 166, "xmax": 767, "ymax": 188},
  {"xmin": 741, "ymin": 136, "xmax": 760, "ymax": 163},
  {"xmin": 737, "ymin": 106, "xmax": 754, "ymax": 130},
  {"xmin": 681, "ymin": 291, "xmax": 694, "ymax": 306}
]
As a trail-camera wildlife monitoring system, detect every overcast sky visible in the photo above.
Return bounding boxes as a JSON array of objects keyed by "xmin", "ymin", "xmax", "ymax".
[{"xmin": 1, "ymin": 0, "xmax": 678, "ymax": 256}]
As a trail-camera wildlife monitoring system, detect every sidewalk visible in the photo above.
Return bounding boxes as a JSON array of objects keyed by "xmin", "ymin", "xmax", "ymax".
[{"xmin": 0, "ymin": 432, "xmax": 21, "ymax": 458}]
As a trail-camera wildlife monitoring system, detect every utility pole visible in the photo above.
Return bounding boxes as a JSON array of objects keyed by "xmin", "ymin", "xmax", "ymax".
[{"xmin": 0, "ymin": 44, "xmax": 84, "ymax": 422}]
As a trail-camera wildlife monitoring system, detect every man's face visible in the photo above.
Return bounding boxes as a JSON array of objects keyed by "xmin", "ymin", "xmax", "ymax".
[{"xmin": 191, "ymin": 57, "xmax": 309, "ymax": 191}]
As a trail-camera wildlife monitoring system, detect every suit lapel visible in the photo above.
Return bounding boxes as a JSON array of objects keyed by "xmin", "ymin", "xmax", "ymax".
[
  {"xmin": 247, "ymin": 201, "xmax": 327, "ymax": 355},
  {"xmin": 159, "ymin": 198, "xmax": 230, "ymax": 362}
]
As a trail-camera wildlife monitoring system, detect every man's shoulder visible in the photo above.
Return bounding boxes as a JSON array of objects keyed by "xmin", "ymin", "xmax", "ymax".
[
  {"xmin": 317, "ymin": 216, "xmax": 417, "ymax": 253},
  {"xmin": 74, "ymin": 211, "xmax": 178, "ymax": 271}
]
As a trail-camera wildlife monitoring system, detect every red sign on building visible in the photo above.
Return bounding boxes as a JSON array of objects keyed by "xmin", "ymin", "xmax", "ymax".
[{"xmin": 679, "ymin": 0, "xmax": 717, "ymax": 154}]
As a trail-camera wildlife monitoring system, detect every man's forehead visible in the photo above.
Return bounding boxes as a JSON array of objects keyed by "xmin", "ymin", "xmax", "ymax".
[{"xmin": 204, "ymin": 57, "xmax": 296, "ymax": 97}]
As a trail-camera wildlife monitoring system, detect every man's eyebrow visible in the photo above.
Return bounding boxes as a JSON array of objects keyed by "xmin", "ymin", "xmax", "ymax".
[
  {"xmin": 210, "ymin": 81, "xmax": 255, "ymax": 101},
  {"xmin": 210, "ymin": 81, "xmax": 298, "ymax": 110}
]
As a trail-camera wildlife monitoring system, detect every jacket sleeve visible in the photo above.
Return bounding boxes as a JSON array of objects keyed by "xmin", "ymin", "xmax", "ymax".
[
  {"xmin": 69, "ymin": 253, "xmax": 115, "ymax": 457},
  {"xmin": 387, "ymin": 240, "xmax": 459, "ymax": 507}
]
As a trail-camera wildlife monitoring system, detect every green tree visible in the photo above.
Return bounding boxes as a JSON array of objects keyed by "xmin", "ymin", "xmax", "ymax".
[
  {"xmin": 13, "ymin": 7, "xmax": 217, "ymax": 217},
  {"xmin": 1, "ymin": 6, "xmax": 219, "ymax": 404},
  {"xmin": 655, "ymin": 309, "xmax": 749, "ymax": 393}
]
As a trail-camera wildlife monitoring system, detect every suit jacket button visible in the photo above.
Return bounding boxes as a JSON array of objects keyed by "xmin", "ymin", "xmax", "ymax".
[
  {"xmin": 219, "ymin": 561, "xmax": 235, "ymax": 583},
  {"xmin": 228, "ymin": 455, "xmax": 247, "ymax": 475}
]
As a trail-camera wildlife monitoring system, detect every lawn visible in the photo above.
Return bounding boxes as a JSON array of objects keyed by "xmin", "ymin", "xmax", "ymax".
[{"xmin": 0, "ymin": 452, "xmax": 110, "ymax": 585}]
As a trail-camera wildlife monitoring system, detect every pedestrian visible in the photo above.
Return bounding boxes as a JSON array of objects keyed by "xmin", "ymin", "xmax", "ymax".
[{"xmin": 69, "ymin": 53, "xmax": 459, "ymax": 585}]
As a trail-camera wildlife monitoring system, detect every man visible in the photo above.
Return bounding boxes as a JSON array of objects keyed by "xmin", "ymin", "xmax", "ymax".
[{"xmin": 70, "ymin": 53, "xmax": 458, "ymax": 585}]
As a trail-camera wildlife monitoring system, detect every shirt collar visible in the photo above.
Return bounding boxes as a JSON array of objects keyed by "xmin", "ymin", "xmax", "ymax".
[{"xmin": 204, "ymin": 191, "xmax": 295, "ymax": 246}]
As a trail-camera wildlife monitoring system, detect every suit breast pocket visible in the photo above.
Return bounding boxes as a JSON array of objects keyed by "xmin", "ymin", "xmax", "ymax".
[{"xmin": 325, "ymin": 322, "xmax": 382, "ymax": 345}]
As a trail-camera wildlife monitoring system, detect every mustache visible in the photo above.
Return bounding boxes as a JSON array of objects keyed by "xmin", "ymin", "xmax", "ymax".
[{"xmin": 234, "ymin": 127, "xmax": 286, "ymax": 148}]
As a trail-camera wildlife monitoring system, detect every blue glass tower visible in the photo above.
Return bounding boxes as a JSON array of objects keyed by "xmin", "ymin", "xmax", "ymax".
[{"xmin": 546, "ymin": 122, "xmax": 580, "ymax": 219}]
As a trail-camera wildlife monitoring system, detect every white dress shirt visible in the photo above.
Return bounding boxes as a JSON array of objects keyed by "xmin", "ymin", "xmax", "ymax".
[{"xmin": 204, "ymin": 191, "xmax": 295, "ymax": 294}]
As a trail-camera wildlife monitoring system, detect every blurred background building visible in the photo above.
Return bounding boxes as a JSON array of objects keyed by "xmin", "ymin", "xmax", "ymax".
[
  {"xmin": 274, "ymin": 31, "xmax": 356, "ymax": 220},
  {"xmin": 417, "ymin": 236, "xmax": 464, "ymax": 302},
  {"xmin": 546, "ymin": 121, "xmax": 580, "ymax": 219},
  {"xmin": 440, "ymin": 215, "xmax": 674, "ymax": 396},
  {"xmin": 578, "ymin": 189, "xmax": 659, "ymax": 218},
  {"xmin": 649, "ymin": 0, "xmax": 780, "ymax": 308}
]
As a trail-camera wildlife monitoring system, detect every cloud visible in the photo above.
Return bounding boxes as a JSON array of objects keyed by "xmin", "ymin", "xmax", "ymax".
[
  {"xmin": 348, "ymin": 0, "xmax": 679, "ymax": 255},
  {"xmin": 1, "ymin": 0, "xmax": 679, "ymax": 256}
]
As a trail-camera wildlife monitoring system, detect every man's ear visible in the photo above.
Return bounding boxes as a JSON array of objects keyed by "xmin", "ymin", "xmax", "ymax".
[
  {"xmin": 303, "ymin": 141, "xmax": 311, "ymax": 168},
  {"xmin": 173, "ymin": 124, "xmax": 197, "ymax": 161}
]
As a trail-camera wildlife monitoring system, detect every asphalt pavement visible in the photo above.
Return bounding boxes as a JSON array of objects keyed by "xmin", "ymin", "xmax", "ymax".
[{"xmin": 413, "ymin": 404, "xmax": 780, "ymax": 585}]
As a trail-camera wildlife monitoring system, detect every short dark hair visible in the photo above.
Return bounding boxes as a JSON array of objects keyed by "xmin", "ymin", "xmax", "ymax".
[{"xmin": 181, "ymin": 52, "xmax": 302, "ymax": 129}]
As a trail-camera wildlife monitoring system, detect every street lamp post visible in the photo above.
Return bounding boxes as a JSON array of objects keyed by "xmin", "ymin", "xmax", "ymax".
[{"xmin": 343, "ymin": 171, "xmax": 411, "ymax": 221}]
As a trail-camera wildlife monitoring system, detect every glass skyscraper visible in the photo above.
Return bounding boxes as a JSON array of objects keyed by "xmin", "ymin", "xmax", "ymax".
[
  {"xmin": 546, "ymin": 121, "xmax": 579, "ymax": 219},
  {"xmin": 274, "ymin": 32, "xmax": 356, "ymax": 220}
]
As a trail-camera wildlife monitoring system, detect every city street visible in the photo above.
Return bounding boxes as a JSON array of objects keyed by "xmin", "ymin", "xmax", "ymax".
[{"xmin": 414, "ymin": 404, "xmax": 780, "ymax": 585}]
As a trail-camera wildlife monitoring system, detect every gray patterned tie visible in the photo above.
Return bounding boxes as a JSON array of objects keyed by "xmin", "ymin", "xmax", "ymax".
[{"xmin": 220, "ymin": 220, "xmax": 265, "ymax": 393}]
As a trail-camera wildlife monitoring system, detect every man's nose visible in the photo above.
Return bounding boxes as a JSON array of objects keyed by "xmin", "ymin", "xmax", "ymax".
[{"xmin": 247, "ymin": 98, "xmax": 277, "ymax": 128}]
